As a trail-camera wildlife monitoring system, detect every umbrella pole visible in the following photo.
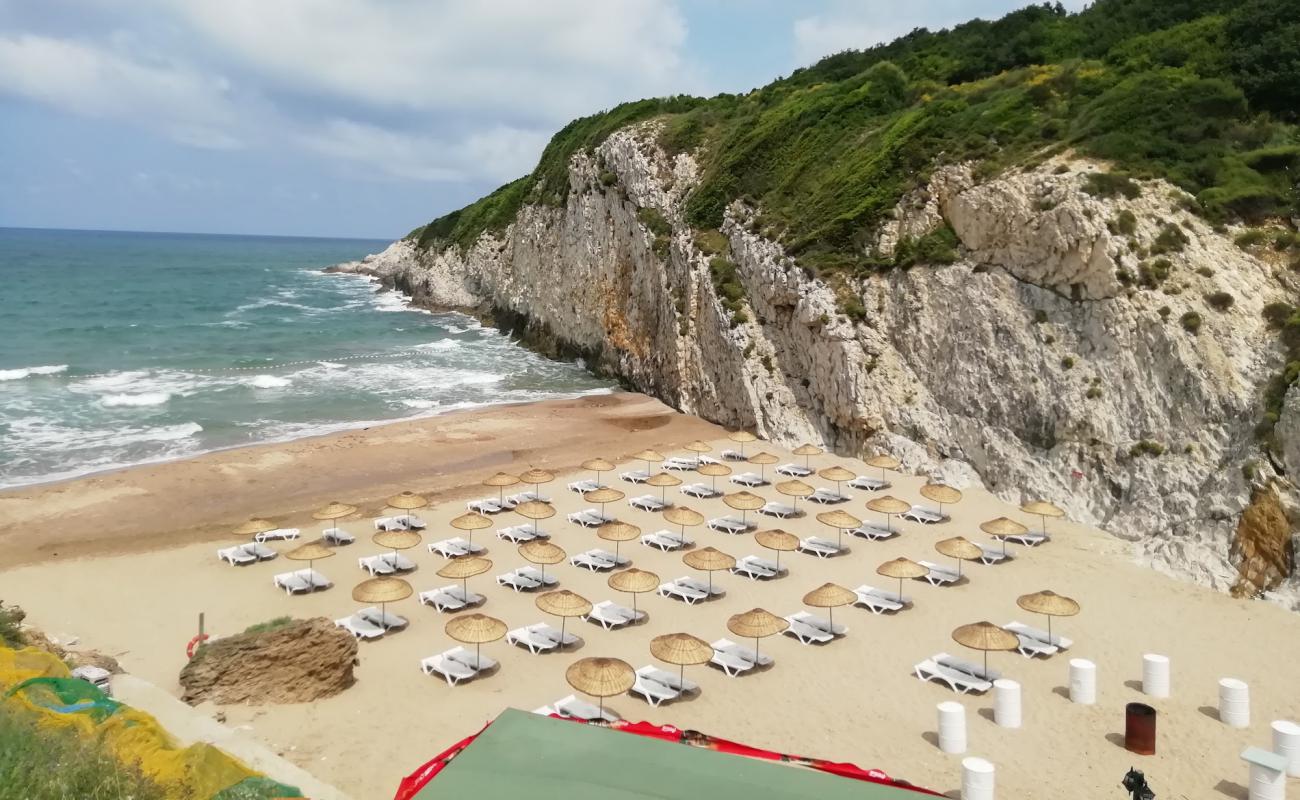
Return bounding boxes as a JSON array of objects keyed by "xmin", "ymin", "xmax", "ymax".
[
  {"xmin": 898, "ymin": 576, "xmax": 904, "ymax": 599},
  {"xmin": 1002, "ymin": 537, "xmax": 1008, "ymax": 557},
  {"xmin": 956, "ymin": 558, "xmax": 963, "ymax": 577},
  {"xmin": 1047, "ymin": 614, "xmax": 1053, "ymax": 643},
  {"xmin": 707, "ymin": 571, "xmax": 713, "ymax": 593},
  {"xmin": 463, "ymin": 577, "xmax": 469, "ymax": 596},
  {"xmin": 476, "ymin": 641, "xmax": 482, "ymax": 665},
  {"xmin": 754, "ymin": 636, "xmax": 761, "ymax": 661},
  {"xmin": 680, "ymin": 662, "xmax": 685, "ymax": 686},
  {"xmin": 984, "ymin": 650, "xmax": 989, "ymax": 677},
  {"xmin": 775, "ymin": 549, "xmax": 781, "ymax": 570},
  {"xmin": 560, "ymin": 615, "xmax": 566, "ymax": 643},
  {"xmin": 631, "ymin": 592, "xmax": 637, "ymax": 615}
]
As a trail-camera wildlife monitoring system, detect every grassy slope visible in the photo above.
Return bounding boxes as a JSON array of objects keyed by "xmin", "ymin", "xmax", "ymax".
[{"xmin": 411, "ymin": 0, "xmax": 1298, "ymax": 272}]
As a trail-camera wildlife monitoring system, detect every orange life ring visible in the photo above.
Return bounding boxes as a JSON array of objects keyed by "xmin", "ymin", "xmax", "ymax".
[{"xmin": 186, "ymin": 634, "xmax": 209, "ymax": 659}]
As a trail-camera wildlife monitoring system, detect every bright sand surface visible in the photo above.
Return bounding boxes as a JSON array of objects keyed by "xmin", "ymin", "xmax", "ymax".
[{"xmin": 2, "ymin": 392, "xmax": 1297, "ymax": 799}]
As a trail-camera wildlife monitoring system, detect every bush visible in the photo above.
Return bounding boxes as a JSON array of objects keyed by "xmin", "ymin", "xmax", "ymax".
[
  {"xmin": 1180, "ymin": 311, "xmax": 1202, "ymax": 333},
  {"xmin": 1083, "ymin": 172, "xmax": 1141, "ymax": 200},
  {"xmin": 636, "ymin": 208, "xmax": 671, "ymax": 237},
  {"xmin": 841, "ymin": 296, "xmax": 868, "ymax": 323},
  {"xmin": 693, "ymin": 229, "xmax": 729, "ymax": 255},
  {"xmin": 1205, "ymin": 291, "xmax": 1235, "ymax": 311},
  {"xmin": 1195, "ymin": 266, "xmax": 1214, "ymax": 277},
  {"xmin": 1263, "ymin": 302, "xmax": 1295, "ymax": 328},
  {"xmin": 1235, "ymin": 229, "xmax": 1269, "ymax": 248},
  {"xmin": 1110, "ymin": 209, "xmax": 1138, "ymax": 236},
  {"xmin": 0, "ymin": 604, "xmax": 22, "ymax": 648},
  {"xmin": 243, "ymin": 616, "xmax": 295, "ymax": 636},
  {"xmin": 1130, "ymin": 439, "xmax": 1166, "ymax": 457},
  {"xmin": 1061, "ymin": 356, "xmax": 1075, "ymax": 369},
  {"xmin": 892, "ymin": 225, "xmax": 960, "ymax": 269},
  {"xmin": 708, "ymin": 257, "xmax": 747, "ymax": 323},
  {"xmin": 599, "ymin": 170, "xmax": 618, "ymax": 187},
  {"xmin": 1158, "ymin": 305, "xmax": 1172, "ymax": 319},
  {"xmin": 1150, "ymin": 223, "xmax": 1190, "ymax": 254},
  {"xmin": 1033, "ymin": 309, "xmax": 1048, "ymax": 324},
  {"xmin": 1086, "ymin": 386, "xmax": 1103, "ymax": 399}
]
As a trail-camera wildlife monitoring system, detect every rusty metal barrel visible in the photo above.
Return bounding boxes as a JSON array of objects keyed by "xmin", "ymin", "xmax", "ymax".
[{"xmin": 1126, "ymin": 702, "xmax": 1157, "ymax": 755}]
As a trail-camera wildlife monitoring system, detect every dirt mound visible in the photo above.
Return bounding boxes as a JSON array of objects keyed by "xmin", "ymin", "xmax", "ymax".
[{"xmin": 180, "ymin": 617, "xmax": 357, "ymax": 705}]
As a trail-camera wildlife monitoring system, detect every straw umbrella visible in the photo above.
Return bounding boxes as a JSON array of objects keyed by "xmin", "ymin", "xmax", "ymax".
[
  {"xmin": 980, "ymin": 516, "xmax": 1029, "ymax": 556},
  {"xmin": 663, "ymin": 506, "xmax": 704, "ymax": 540},
  {"xmin": 312, "ymin": 501, "xmax": 357, "ymax": 540},
  {"xmin": 816, "ymin": 509, "xmax": 862, "ymax": 548},
  {"xmin": 935, "ymin": 536, "xmax": 982, "ymax": 577},
  {"xmin": 728, "ymin": 430, "xmax": 758, "ymax": 458},
  {"xmin": 519, "ymin": 468, "xmax": 555, "ymax": 501},
  {"xmin": 866, "ymin": 495, "xmax": 910, "ymax": 532},
  {"xmin": 631, "ymin": 449, "xmax": 665, "ymax": 474},
  {"xmin": 445, "ymin": 613, "xmax": 506, "ymax": 667},
  {"xmin": 483, "ymin": 472, "xmax": 519, "ymax": 505},
  {"xmin": 352, "ymin": 576, "xmax": 412, "ymax": 629},
  {"xmin": 608, "ymin": 568, "xmax": 658, "ymax": 616},
  {"xmin": 584, "ymin": 487, "xmax": 625, "ymax": 521},
  {"xmin": 514, "ymin": 500, "xmax": 555, "ymax": 538},
  {"xmin": 1020, "ymin": 500, "xmax": 1065, "ymax": 535},
  {"xmin": 683, "ymin": 440, "xmax": 713, "ymax": 456},
  {"xmin": 1016, "ymin": 590, "xmax": 1080, "ymax": 643},
  {"xmin": 818, "ymin": 465, "xmax": 856, "ymax": 497},
  {"xmin": 748, "ymin": 451, "xmax": 779, "ymax": 480},
  {"xmin": 755, "ymin": 529, "xmax": 798, "ymax": 572},
  {"xmin": 285, "ymin": 540, "xmax": 336, "ymax": 581},
  {"xmin": 232, "ymin": 517, "xmax": 276, "ymax": 539},
  {"xmin": 920, "ymin": 483, "xmax": 962, "ymax": 518},
  {"xmin": 646, "ymin": 472, "xmax": 682, "ymax": 504},
  {"xmin": 450, "ymin": 512, "xmax": 492, "ymax": 549},
  {"xmin": 537, "ymin": 589, "xmax": 591, "ymax": 644},
  {"xmin": 436, "ymin": 556, "xmax": 492, "ymax": 601},
  {"xmin": 683, "ymin": 547, "xmax": 735, "ymax": 593},
  {"xmin": 865, "ymin": 454, "xmax": 900, "ymax": 483},
  {"xmin": 723, "ymin": 491, "xmax": 765, "ymax": 527},
  {"xmin": 519, "ymin": 540, "xmax": 565, "ymax": 581},
  {"xmin": 581, "ymin": 458, "xmax": 615, "ymax": 487},
  {"xmin": 776, "ymin": 479, "xmax": 814, "ymax": 513},
  {"xmin": 793, "ymin": 443, "xmax": 823, "ymax": 470},
  {"xmin": 650, "ymin": 632, "xmax": 712, "ymax": 688},
  {"xmin": 385, "ymin": 491, "xmax": 428, "ymax": 526},
  {"xmin": 565, "ymin": 657, "xmax": 635, "ymax": 718},
  {"xmin": 597, "ymin": 521, "xmax": 640, "ymax": 562},
  {"xmin": 803, "ymin": 583, "xmax": 855, "ymax": 630},
  {"xmin": 952, "ymin": 621, "xmax": 1018, "ymax": 677},
  {"xmin": 372, "ymin": 528, "xmax": 421, "ymax": 571},
  {"xmin": 877, "ymin": 557, "xmax": 927, "ymax": 600},
  {"xmin": 698, "ymin": 462, "xmax": 732, "ymax": 493},
  {"xmin": 726, "ymin": 609, "xmax": 788, "ymax": 661}
]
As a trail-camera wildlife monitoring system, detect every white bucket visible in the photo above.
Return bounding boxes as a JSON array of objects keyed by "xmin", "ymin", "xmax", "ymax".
[
  {"xmin": 1069, "ymin": 658, "xmax": 1096, "ymax": 705},
  {"xmin": 1248, "ymin": 761, "xmax": 1285, "ymax": 800},
  {"xmin": 993, "ymin": 679, "xmax": 1021, "ymax": 729},
  {"xmin": 938, "ymin": 701, "xmax": 967, "ymax": 754},
  {"xmin": 1218, "ymin": 678, "xmax": 1250, "ymax": 729},
  {"xmin": 1142, "ymin": 654, "xmax": 1170, "ymax": 698},
  {"xmin": 961, "ymin": 756, "xmax": 995, "ymax": 800},
  {"xmin": 1273, "ymin": 720, "xmax": 1300, "ymax": 778}
]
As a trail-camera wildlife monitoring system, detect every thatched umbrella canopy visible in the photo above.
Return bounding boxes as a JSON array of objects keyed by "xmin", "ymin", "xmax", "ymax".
[
  {"xmin": 232, "ymin": 517, "xmax": 276, "ymax": 538},
  {"xmin": 581, "ymin": 458, "xmax": 616, "ymax": 486},
  {"xmin": 565, "ymin": 657, "xmax": 635, "ymax": 717},
  {"xmin": 483, "ymin": 472, "xmax": 520, "ymax": 504},
  {"xmin": 608, "ymin": 567, "xmax": 658, "ymax": 615},
  {"xmin": 663, "ymin": 506, "xmax": 705, "ymax": 535},
  {"xmin": 514, "ymin": 500, "xmax": 555, "ymax": 537},
  {"xmin": 866, "ymin": 495, "xmax": 911, "ymax": 530},
  {"xmin": 519, "ymin": 540, "xmax": 565, "ymax": 581},
  {"xmin": 385, "ymin": 491, "xmax": 428, "ymax": 511},
  {"xmin": 952, "ymin": 621, "xmax": 1018, "ymax": 676},
  {"xmin": 920, "ymin": 483, "xmax": 962, "ymax": 517},
  {"xmin": 727, "ymin": 430, "xmax": 758, "ymax": 458},
  {"xmin": 536, "ymin": 590, "xmax": 592, "ymax": 643},
  {"xmin": 450, "ymin": 511, "xmax": 492, "ymax": 548},
  {"xmin": 683, "ymin": 547, "xmax": 735, "ymax": 593},
  {"xmin": 436, "ymin": 555, "xmax": 492, "ymax": 597},
  {"xmin": 726, "ymin": 608, "xmax": 788, "ymax": 661},
  {"xmin": 631, "ymin": 449, "xmax": 665, "ymax": 473},
  {"xmin": 597, "ymin": 521, "xmax": 640, "ymax": 561},
  {"xmin": 1016, "ymin": 590, "xmax": 1081, "ymax": 642},
  {"xmin": 877, "ymin": 557, "xmax": 928, "ymax": 599},
  {"xmin": 792, "ymin": 443, "xmax": 823, "ymax": 469},
  {"xmin": 865, "ymin": 454, "xmax": 900, "ymax": 483},
  {"xmin": 683, "ymin": 440, "xmax": 713, "ymax": 454},
  {"xmin": 755, "ymin": 529, "xmax": 798, "ymax": 571},
  {"xmin": 285, "ymin": 540, "xmax": 336, "ymax": 575},
  {"xmin": 818, "ymin": 466, "xmax": 856, "ymax": 496},
  {"xmin": 981, "ymin": 516, "xmax": 1029, "ymax": 556},
  {"xmin": 935, "ymin": 536, "xmax": 982, "ymax": 577},
  {"xmin": 748, "ymin": 451, "xmax": 779, "ymax": 480},
  {"xmin": 1020, "ymin": 500, "xmax": 1065, "ymax": 534},
  {"xmin": 373, "ymin": 528, "xmax": 421, "ymax": 570},
  {"xmin": 650, "ymin": 632, "xmax": 713, "ymax": 686},
  {"xmin": 698, "ymin": 461, "xmax": 732, "ymax": 492},
  {"xmin": 352, "ymin": 576, "xmax": 412, "ymax": 627},
  {"xmin": 584, "ymin": 487, "xmax": 625, "ymax": 520},
  {"xmin": 311, "ymin": 502, "xmax": 357, "ymax": 540},
  {"xmin": 816, "ymin": 509, "xmax": 862, "ymax": 547},
  {"xmin": 775, "ymin": 479, "xmax": 815, "ymax": 513},
  {"xmin": 646, "ymin": 471, "xmax": 682, "ymax": 504},
  {"xmin": 803, "ymin": 582, "xmax": 855, "ymax": 628},
  {"xmin": 445, "ymin": 613, "xmax": 506, "ymax": 664},
  {"xmin": 519, "ymin": 468, "xmax": 555, "ymax": 502},
  {"xmin": 723, "ymin": 490, "xmax": 765, "ymax": 525}
]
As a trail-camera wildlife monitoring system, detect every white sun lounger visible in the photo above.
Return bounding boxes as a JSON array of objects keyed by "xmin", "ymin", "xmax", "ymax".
[
  {"xmin": 446, "ymin": 646, "xmax": 496, "ymax": 673},
  {"xmin": 731, "ymin": 555, "xmax": 780, "ymax": 580},
  {"xmin": 640, "ymin": 530, "xmax": 691, "ymax": 551},
  {"xmin": 851, "ymin": 522, "xmax": 900, "ymax": 541},
  {"xmin": 657, "ymin": 578, "xmax": 710, "ymax": 604},
  {"xmin": 664, "ymin": 457, "xmax": 700, "ymax": 471},
  {"xmin": 635, "ymin": 665, "xmax": 698, "ymax": 699},
  {"xmin": 358, "ymin": 607, "xmax": 408, "ymax": 631},
  {"xmin": 217, "ymin": 543, "xmax": 277, "ymax": 565},
  {"xmin": 678, "ymin": 575, "xmax": 724, "ymax": 596},
  {"xmin": 729, "ymin": 472, "xmax": 768, "ymax": 487},
  {"xmin": 507, "ymin": 625, "xmax": 558, "ymax": 654},
  {"xmin": 937, "ymin": 653, "xmax": 1001, "ymax": 683},
  {"xmin": 506, "ymin": 491, "xmax": 551, "ymax": 507},
  {"xmin": 798, "ymin": 536, "xmax": 842, "ymax": 558},
  {"xmin": 567, "ymin": 509, "xmax": 611, "ymax": 528},
  {"xmin": 497, "ymin": 525, "xmax": 547, "ymax": 543},
  {"xmin": 568, "ymin": 479, "xmax": 600, "ymax": 493},
  {"xmin": 848, "ymin": 475, "xmax": 889, "ymax": 491},
  {"xmin": 419, "ymin": 588, "xmax": 467, "ymax": 613},
  {"xmin": 917, "ymin": 560, "xmax": 960, "ymax": 585},
  {"xmin": 710, "ymin": 638, "xmax": 772, "ymax": 677},
  {"xmin": 321, "ymin": 527, "xmax": 354, "ymax": 545},
  {"xmin": 808, "ymin": 488, "xmax": 849, "ymax": 504},
  {"xmin": 516, "ymin": 566, "xmax": 559, "ymax": 587},
  {"xmin": 374, "ymin": 516, "xmax": 409, "ymax": 532},
  {"xmin": 720, "ymin": 449, "xmax": 746, "ymax": 461},
  {"xmin": 681, "ymin": 483, "xmax": 720, "ymax": 499},
  {"xmin": 620, "ymin": 470, "xmax": 651, "ymax": 484},
  {"xmin": 254, "ymin": 527, "xmax": 300, "ymax": 543},
  {"xmin": 571, "ymin": 549, "xmax": 622, "ymax": 572},
  {"xmin": 775, "ymin": 463, "xmax": 813, "ymax": 477},
  {"xmin": 273, "ymin": 569, "xmax": 330, "ymax": 594},
  {"xmin": 994, "ymin": 530, "xmax": 1050, "ymax": 547},
  {"xmin": 903, "ymin": 504, "xmax": 947, "ymax": 524},
  {"xmin": 853, "ymin": 585, "xmax": 908, "ymax": 614},
  {"xmin": 630, "ymin": 666, "xmax": 698, "ymax": 707},
  {"xmin": 759, "ymin": 502, "xmax": 800, "ymax": 518},
  {"xmin": 1004, "ymin": 621, "xmax": 1072, "ymax": 652},
  {"xmin": 496, "ymin": 569, "xmax": 544, "ymax": 592},
  {"xmin": 914, "ymin": 654, "xmax": 994, "ymax": 694},
  {"xmin": 335, "ymin": 614, "xmax": 385, "ymax": 640},
  {"xmin": 707, "ymin": 516, "xmax": 752, "ymax": 534},
  {"xmin": 584, "ymin": 600, "xmax": 640, "ymax": 629},
  {"xmin": 358, "ymin": 554, "xmax": 397, "ymax": 576},
  {"xmin": 782, "ymin": 614, "xmax": 835, "ymax": 645},
  {"xmin": 630, "ymin": 495, "xmax": 669, "ymax": 512},
  {"xmin": 428, "ymin": 537, "xmax": 484, "ymax": 558},
  {"xmin": 789, "ymin": 610, "xmax": 847, "ymax": 637},
  {"xmin": 421, "ymin": 652, "xmax": 477, "ymax": 686},
  {"xmin": 550, "ymin": 694, "xmax": 619, "ymax": 723},
  {"xmin": 976, "ymin": 543, "xmax": 1012, "ymax": 565},
  {"xmin": 467, "ymin": 498, "xmax": 505, "ymax": 514}
]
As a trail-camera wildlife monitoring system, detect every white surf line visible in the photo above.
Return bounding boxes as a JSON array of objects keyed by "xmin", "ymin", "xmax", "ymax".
[{"xmin": 68, "ymin": 350, "xmax": 428, "ymax": 379}]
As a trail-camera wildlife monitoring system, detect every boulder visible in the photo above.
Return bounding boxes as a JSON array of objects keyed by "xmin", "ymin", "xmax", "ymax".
[{"xmin": 180, "ymin": 617, "xmax": 356, "ymax": 705}]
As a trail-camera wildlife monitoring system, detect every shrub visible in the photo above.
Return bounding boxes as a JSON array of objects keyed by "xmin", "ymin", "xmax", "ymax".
[
  {"xmin": 841, "ymin": 296, "xmax": 868, "ymax": 323},
  {"xmin": 1083, "ymin": 172, "xmax": 1141, "ymax": 199},
  {"xmin": 1129, "ymin": 439, "xmax": 1166, "ymax": 457},
  {"xmin": 1195, "ymin": 266, "xmax": 1214, "ymax": 277},
  {"xmin": 1033, "ymin": 310, "xmax": 1048, "ymax": 324},
  {"xmin": 0, "ymin": 604, "xmax": 22, "ymax": 648},
  {"xmin": 1181, "ymin": 311, "xmax": 1202, "ymax": 333},
  {"xmin": 1061, "ymin": 356, "xmax": 1075, "ymax": 369},
  {"xmin": 1274, "ymin": 231, "xmax": 1299, "ymax": 251},
  {"xmin": 636, "ymin": 207, "xmax": 671, "ymax": 237},
  {"xmin": 1150, "ymin": 223, "xmax": 1190, "ymax": 254},
  {"xmin": 893, "ymin": 225, "xmax": 960, "ymax": 269},
  {"xmin": 1109, "ymin": 209, "xmax": 1139, "ymax": 236},
  {"xmin": 693, "ymin": 228, "xmax": 729, "ymax": 255},
  {"xmin": 1263, "ymin": 302, "xmax": 1295, "ymax": 328},
  {"xmin": 1158, "ymin": 305, "xmax": 1171, "ymax": 319},
  {"xmin": 1235, "ymin": 229, "xmax": 1269, "ymax": 248},
  {"xmin": 708, "ymin": 257, "xmax": 747, "ymax": 323},
  {"xmin": 599, "ymin": 170, "xmax": 618, "ymax": 187},
  {"xmin": 244, "ymin": 616, "xmax": 295, "ymax": 636},
  {"xmin": 1086, "ymin": 386, "xmax": 1103, "ymax": 399},
  {"xmin": 1205, "ymin": 291, "xmax": 1235, "ymax": 311}
]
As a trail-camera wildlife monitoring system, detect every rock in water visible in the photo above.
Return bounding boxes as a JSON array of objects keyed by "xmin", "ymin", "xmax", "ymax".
[{"xmin": 180, "ymin": 618, "xmax": 356, "ymax": 705}]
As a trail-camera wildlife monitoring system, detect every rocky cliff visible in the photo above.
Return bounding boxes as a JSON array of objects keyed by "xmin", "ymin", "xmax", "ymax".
[
  {"xmin": 180, "ymin": 618, "xmax": 357, "ymax": 705},
  {"xmin": 334, "ymin": 123, "xmax": 1299, "ymax": 609}
]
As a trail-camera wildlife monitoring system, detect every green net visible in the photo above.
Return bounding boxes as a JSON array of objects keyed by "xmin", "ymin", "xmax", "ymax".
[
  {"xmin": 211, "ymin": 776, "xmax": 304, "ymax": 799},
  {"xmin": 6, "ymin": 676, "xmax": 122, "ymax": 721}
]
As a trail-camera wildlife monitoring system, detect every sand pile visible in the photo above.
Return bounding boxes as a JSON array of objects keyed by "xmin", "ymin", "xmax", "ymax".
[{"xmin": 180, "ymin": 618, "xmax": 356, "ymax": 704}]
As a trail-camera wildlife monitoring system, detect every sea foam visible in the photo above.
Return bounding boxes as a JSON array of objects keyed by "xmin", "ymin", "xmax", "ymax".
[
  {"xmin": 0, "ymin": 364, "xmax": 68, "ymax": 381},
  {"xmin": 100, "ymin": 392, "xmax": 172, "ymax": 407},
  {"xmin": 247, "ymin": 374, "xmax": 292, "ymax": 389}
]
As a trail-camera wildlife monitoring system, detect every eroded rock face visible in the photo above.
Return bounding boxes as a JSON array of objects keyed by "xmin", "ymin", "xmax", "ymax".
[
  {"xmin": 1231, "ymin": 486, "xmax": 1295, "ymax": 598},
  {"xmin": 335, "ymin": 123, "xmax": 1300, "ymax": 609},
  {"xmin": 180, "ymin": 618, "xmax": 357, "ymax": 705}
]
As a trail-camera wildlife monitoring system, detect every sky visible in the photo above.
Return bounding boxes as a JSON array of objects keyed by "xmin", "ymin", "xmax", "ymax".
[{"xmin": 0, "ymin": 1, "xmax": 1086, "ymax": 240}]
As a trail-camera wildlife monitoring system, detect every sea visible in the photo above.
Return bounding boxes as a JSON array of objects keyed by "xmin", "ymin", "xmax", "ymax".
[{"xmin": 0, "ymin": 227, "xmax": 612, "ymax": 489}]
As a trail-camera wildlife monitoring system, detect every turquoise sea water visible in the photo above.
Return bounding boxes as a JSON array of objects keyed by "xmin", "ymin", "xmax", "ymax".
[{"xmin": 0, "ymin": 228, "xmax": 610, "ymax": 488}]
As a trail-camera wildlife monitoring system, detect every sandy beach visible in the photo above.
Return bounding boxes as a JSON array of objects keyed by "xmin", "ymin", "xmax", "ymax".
[{"xmin": 2, "ymin": 392, "xmax": 1297, "ymax": 799}]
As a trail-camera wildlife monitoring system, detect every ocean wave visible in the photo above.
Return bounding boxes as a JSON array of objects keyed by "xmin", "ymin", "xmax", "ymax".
[
  {"xmin": 400, "ymin": 399, "xmax": 438, "ymax": 409},
  {"xmin": 100, "ymin": 391, "xmax": 172, "ymax": 407},
  {"xmin": 0, "ymin": 364, "xmax": 68, "ymax": 381},
  {"xmin": 415, "ymin": 340, "xmax": 459, "ymax": 352},
  {"xmin": 246, "ymin": 374, "xmax": 291, "ymax": 389},
  {"xmin": 228, "ymin": 298, "xmax": 326, "ymax": 316}
]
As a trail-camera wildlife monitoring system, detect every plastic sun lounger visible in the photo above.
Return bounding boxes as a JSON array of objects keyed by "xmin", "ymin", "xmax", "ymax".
[
  {"xmin": 321, "ymin": 528, "xmax": 354, "ymax": 545},
  {"xmin": 620, "ymin": 470, "xmax": 651, "ymax": 484},
  {"xmin": 467, "ymin": 498, "xmax": 504, "ymax": 514},
  {"xmin": 1004, "ymin": 621, "xmax": 1073, "ymax": 651},
  {"xmin": 789, "ymin": 610, "xmax": 847, "ymax": 637},
  {"xmin": 571, "ymin": 550, "xmax": 619, "ymax": 572},
  {"xmin": 380, "ymin": 552, "xmax": 417, "ymax": 571},
  {"xmin": 853, "ymin": 585, "xmax": 908, "ymax": 614},
  {"xmin": 711, "ymin": 638, "xmax": 772, "ymax": 674},
  {"xmin": 584, "ymin": 600, "xmax": 640, "ymax": 630},
  {"xmin": 917, "ymin": 560, "xmax": 961, "ymax": 585},
  {"xmin": 419, "ymin": 589, "xmax": 466, "ymax": 613},
  {"xmin": 638, "ymin": 665, "xmax": 699, "ymax": 695},
  {"xmin": 374, "ymin": 516, "xmax": 408, "ymax": 532},
  {"xmin": 631, "ymin": 672, "xmax": 680, "ymax": 707},
  {"xmin": 551, "ymin": 694, "xmax": 620, "ymax": 723},
  {"xmin": 720, "ymin": 449, "xmax": 746, "ymax": 461},
  {"xmin": 335, "ymin": 614, "xmax": 385, "ymax": 640},
  {"xmin": 516, "ymin": 566, "xmax": 559, "ymax": 587},
  {"xmin": 568, "ymin": 479, "xmax": 600, "ymax": 493},
  {"xmin": 640, "ymin": 531, "xmax": 690, "ymax": 551},
  {"xmin": 936, "ymin": 653, "xmax": 1001, "ymax": 683},
  {"xmin": 759, "ymin": 502, "xmax": 799, "ymax": 519},
  {"xmin": 496, "ymin": 570, "xmax": 544, "ymax": 592},
  {"xmin": 848, "ymin": 475, "xmax": 888, "ymax": 491},
  {"xmin": 445, "ymin": 646, "xmax": 496, "ymax": 673},
  {"xmin": 428, "ymin": 538, "xmax": 477, "ymax": 558},
  {"xmin": 707, "ymin": 516, "xmax": 752, "ymax": 534},
  {"xmin": 914, "ymin": 655, "xmax": 994, "ymax": 695},
  {"xmin": 903, "ymin": 505, "xmax": 947, "ymax": 524},
  {"xmin": 775, "ymin": 464, "xmax": 813, "ymax": 477},
  {"xmin": 663, "ymin": 458, "xmax": 699, "ymax": 471},
  {"xmin": 507, "ymin": 625, "xmax": 559, "ymax": 654},
  {"xmin": 808, "ymin": 488, "xmax": 849, "ymax": 505},
  {"xmin": 358, "ymin": 554, "xmax": 397, "ymax": 576},
  {"xmin": 218, "ymin": 546, "xmax": 258, "ymax": 566},
  {"xmin": 629, "ymin": 495, "xmax": 669, "ymax": 512},
  {"xmin": 254, "ymin": 527, "xmax": 300, "ymax": 543},
  {"xmin": 530, "ymin": 623, "xmax": 580, "ymax": 649},
  {"xmin": 851, "ymin": 522, "xmax": 900, "ymax": 541},
  {"xmin": 782, "ymin": 615, "xmax": 835, "ymax": 646},
  {"xmin": 731, "ymin": 555, "xmax": 780, "ymax": 580},
  {"xmin": 994, "ymin": 531, "xmax": 1050, "ymax": 547},
  {"xmin": 676, "ymin": 576, "xmax": 723, "ymax": 597},
  {"xmin": 274, "ymin": 569, "xmax": 329, "ymax": 594},
  {"xmin": 681, "ymin": 483, "xmax": 720, "ymax": 499},
  {"xmin": 798, "ymin": 537, "xmax": 842, "ymax": 558},
  {"xmin": 567, "ymin": 510, "xmax": 609, "ymax": 528},
  {"xmin": 497, "ymin": 525, "xmax": 548, "ymax": 543},
  {"xmin": 729, "ymin": 473, "xmax": 768, "ymax": 487},
  {"xmin": 657, "ymin": 580, "xmax": 709, "ymax": 605},
  {"xmin": 359, "ymin": 607, "xmax": 409, "ymax": 631},
  {"xmin": 421, "ymin": 653, "xmax": 477, "ymax": 686},
  {"xmin": 976, "ymin": 543, "xmax": 1012, "ymax": 565},
  {"xmin": 506, "ymin": 491, "xmax": 551, "ymax": 506}
]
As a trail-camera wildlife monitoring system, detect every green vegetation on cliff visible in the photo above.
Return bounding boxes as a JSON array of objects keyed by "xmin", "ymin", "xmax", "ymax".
[{"xmin": 412, "ymin": 0, "xmax": 1298, "ymax": 273}]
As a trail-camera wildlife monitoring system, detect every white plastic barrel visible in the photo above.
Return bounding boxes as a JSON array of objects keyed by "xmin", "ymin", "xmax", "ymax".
[
  {"xmin": 1069, "ymin": 658, "xmax": 1096, "ymax": 705},
  {"xmin": 1248, "ymin": 761, "xmax": 1285, "ymax": 800},
  {"xmin": 961, "ymin": 756, "xmax": 995, "ymax": 800},
  {"xmin": 1142, "ymin": 654, "xmax": 1170, "ymax": 698},
  {"xmin": 1273, "ymin": 720, "xmax": 1300, "ymax": 777},
  {"xmin": 993, "ymin": 679, "xmax": 1021, "ymax": 729},
  {"xmin": 1218, "ymin": 678, "xmax": 1250, "ymax": 728},
  {"xmin": 938, "ymin": 701, "xmax": 967, "ymax": 754}
]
